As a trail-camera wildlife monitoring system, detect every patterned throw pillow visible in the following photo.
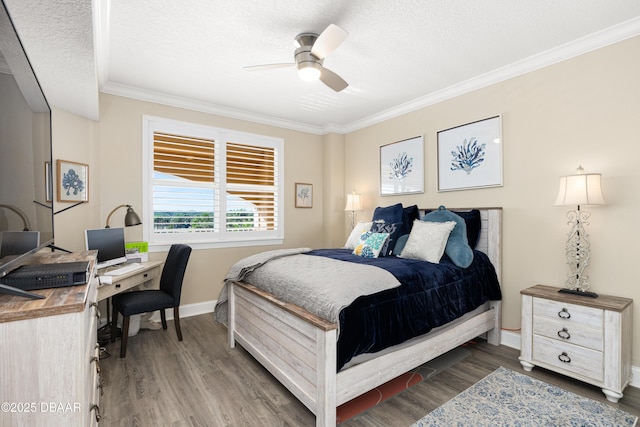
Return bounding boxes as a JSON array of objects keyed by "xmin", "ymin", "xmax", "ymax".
[
  {"xmin": 369, "ymin": 221, "xmax": 402, "ymax": 256},
  {"xmin": 352, "ymin": 232, "xmax": 390, "ymax": 258}
]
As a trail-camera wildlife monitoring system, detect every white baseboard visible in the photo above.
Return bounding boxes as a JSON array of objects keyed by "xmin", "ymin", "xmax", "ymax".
[
  {"xmin": 501, "ymin": 329, "xmax": 640, "ymax": 390},
  {"xmin": 151, "ymin": 301, "xmax": 640, "ymax": 390},
  {"xmin": 148, "ymin": 299, "xmax": 217, "ymax": 322}
]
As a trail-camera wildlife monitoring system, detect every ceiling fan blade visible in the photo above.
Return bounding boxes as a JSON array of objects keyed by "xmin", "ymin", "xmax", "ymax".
[
  {"xmin": 311, "ymin": 24, "xmax": 348, "ymax": 60},
  {"xmin": 243, "ymin": 63, "xmax": 294, "ymax": 71},
  {"xmin": 319, "ymin": 67, "xmax": 348, "ymax": 92}
]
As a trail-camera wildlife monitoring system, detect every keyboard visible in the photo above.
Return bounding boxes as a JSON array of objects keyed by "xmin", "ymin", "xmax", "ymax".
[{"xmin": 102, "ymin": 263, "xmax": 142, "ymax": 277}]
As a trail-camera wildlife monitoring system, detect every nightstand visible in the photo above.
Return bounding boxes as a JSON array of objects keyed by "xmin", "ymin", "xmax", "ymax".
[{"xmin": 519, "ymin": 284, "xmax": 633, "ymax": 403}]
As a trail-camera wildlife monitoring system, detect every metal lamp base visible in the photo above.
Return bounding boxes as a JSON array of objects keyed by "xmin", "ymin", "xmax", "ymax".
[{"xmin": 558, "ymin": 288, "xmax": 599, "ymax": 298}]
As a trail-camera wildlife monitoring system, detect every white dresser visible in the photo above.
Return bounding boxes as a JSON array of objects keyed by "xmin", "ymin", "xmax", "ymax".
[
  {"xmin": 0, "ymin": 251, "xmax": 102, "ymax": 426},
  {"xmin": 520, "ymin": 284, "xmax": 633, "ymax": 403}
]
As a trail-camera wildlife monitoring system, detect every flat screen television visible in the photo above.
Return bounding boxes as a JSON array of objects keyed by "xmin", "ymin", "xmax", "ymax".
[
  {"xmin": 0, "ymin": 1, "xmax": 54, "ymax": 278},
  {"xmin": 85, "ymin": 228, "xmax": 127, "ymax": 270}
]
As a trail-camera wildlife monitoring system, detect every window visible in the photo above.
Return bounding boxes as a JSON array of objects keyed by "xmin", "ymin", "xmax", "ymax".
[{"xmin": 143, "ymin": 116, "xmax": 283, "ymax": 249}]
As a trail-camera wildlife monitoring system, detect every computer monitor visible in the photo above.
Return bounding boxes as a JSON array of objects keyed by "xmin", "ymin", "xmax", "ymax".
[
  {"xmin": 85, "ymin": 227, "xmax": 127, "ymax": 270},
  {"xmin": 0, "ymin": 231, "xmax": 40, "ymax": 259}
]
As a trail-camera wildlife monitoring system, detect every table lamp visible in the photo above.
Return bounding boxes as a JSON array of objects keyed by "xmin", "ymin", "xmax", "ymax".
[{"xmin": 554, "ymin": 166, "xmax": 605, "ymax": 297}]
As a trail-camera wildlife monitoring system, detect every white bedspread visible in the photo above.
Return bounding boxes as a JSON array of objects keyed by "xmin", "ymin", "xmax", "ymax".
[{"xmin": 214, "ymin": 248, "xmax": 401, "ymax": 327}]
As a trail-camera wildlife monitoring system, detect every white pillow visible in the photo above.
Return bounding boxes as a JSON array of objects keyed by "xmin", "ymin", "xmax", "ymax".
[
  {"xmin": 398, "ymin": 220, "xmax": 456, "ymax": 263},
  {"xmin": 344, "ymin": 221, "xmax": 373, "ymax": 249}
]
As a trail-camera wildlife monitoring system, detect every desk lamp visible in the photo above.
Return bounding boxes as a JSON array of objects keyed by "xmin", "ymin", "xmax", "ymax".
[
  {"xmin": 105, "ymin": 204, "xmax": 142, "ymax": 228},
  {"xmin": 0, "ymin": 204, "xmax": 30, "ymax": 231},
  {"xmin": 554, "ymin": 166, "xmax": 605, "ymax": 297}
]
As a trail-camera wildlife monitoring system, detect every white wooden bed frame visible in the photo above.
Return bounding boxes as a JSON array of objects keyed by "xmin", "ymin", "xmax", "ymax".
[{"xmin": 226, "ymin": 207, "xmax": 502, "ymax": 427}]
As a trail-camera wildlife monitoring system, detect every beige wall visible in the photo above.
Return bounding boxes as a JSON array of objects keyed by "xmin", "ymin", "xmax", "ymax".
[
  {"xmin": 53, "ymin": 94, "xmax": 324, "ymax": 307},
  {"xmin": 51, "ymin": 35, "xmax": 640, "ymax": 366},
  {"xmin": 344, "ymin": 36, "xmax": 640, "ymax": 366}
]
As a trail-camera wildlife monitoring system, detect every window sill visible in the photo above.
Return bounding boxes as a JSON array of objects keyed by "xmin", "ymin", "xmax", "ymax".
[{"xmin": 147, "ymin": 237, "xmax": 284, "ymax": 252}]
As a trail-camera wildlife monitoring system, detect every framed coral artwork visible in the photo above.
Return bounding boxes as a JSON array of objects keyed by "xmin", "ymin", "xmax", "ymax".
[
  {"xmin": 437, "ymin": 115, "xmax": 502, "ymax": 191},
  {"xmin": 295, "ymin": 182, "xmax": 313, "ymax": 208},
  {"xmin": 380, "ymin": 135, "xmax": 424, "ymax": 196},
  {"xmin": 56, "ymin": 159, "xmax": 89, "ymax": 202}
]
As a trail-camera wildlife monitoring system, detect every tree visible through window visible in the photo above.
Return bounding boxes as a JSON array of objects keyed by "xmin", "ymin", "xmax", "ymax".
[{"xmin": 143, "ymin": 116, "xmax": 283, "ymax": 248}]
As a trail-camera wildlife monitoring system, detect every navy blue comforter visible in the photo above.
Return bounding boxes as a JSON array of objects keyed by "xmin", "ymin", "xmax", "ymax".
[{"xmin": 306, "ymin": 249, "xmax": 502, "ymax": 371}]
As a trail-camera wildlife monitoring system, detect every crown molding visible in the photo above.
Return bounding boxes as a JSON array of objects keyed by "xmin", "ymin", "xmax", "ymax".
[
  {"xmin": 100, "ymin": 82, "xmax": 325, "ymax": 135},
  {"xmin": 337, "ymin": 16, "xmax": 640, "ymax": 134},
  {"xmin": 100, "ymin": 17, "xmax": 640, "ymax": 136}
]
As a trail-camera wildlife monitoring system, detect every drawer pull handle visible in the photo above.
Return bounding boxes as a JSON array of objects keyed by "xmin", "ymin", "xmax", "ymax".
[
  {"xmin": 557, "ymin": 328, "xmax": 571, "ymax": 340},
  {"xmin": 558, "ymin": 308, "xmax": 571, "ymax": 319},
  {"xmin": 144, "ymin": 273, "xmax": 148, "ymax": 278},
  {"xmin": 91, "ymin": 404, "xmax": 101, "ymax": 422},
  {"xmin": 558, "ymin": 352, "xmax": 571, "ymax": 363},
  {"xmin": 91, "ymin": 356, "xmax": 101, "ymax": 374},
  {"xmin": 91, "ymin": 302, "xmax": 101, "ymax": 319}
]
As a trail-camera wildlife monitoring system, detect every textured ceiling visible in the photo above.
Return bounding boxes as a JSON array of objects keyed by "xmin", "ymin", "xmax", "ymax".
[
  {"xmin": 4, "ymin": 1, "xmax": 640, "ymax": 133},
  {"xmin": 3, "ymin": 0, "xmax": 97, "ymax": 119}
]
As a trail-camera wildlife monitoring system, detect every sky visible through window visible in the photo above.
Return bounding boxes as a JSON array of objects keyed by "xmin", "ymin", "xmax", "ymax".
[{"xmin": 153, "ymin": 171, "xmax": 255, "ymax": 213}]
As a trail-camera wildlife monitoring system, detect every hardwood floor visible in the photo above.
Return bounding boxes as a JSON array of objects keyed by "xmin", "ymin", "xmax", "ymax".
[{"xmin": 99, "ymin": 313, "xmax": 640, "ymax": 426}]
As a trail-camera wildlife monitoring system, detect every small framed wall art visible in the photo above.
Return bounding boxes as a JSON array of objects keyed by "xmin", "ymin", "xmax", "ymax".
[
  {"xmin": 295, "ymin": 182, "xmax": 313, "ymax": 208},
  {"xmin": 56, "ymin": 159, "xmax": 89, "ymax": 202},
  {"xmin": 437, "ymin": 115, "xmax": 502, "ymax": 192},
  {"xmin": 380, "ymin": 135, "xmax": 424, "ymax": 196}
]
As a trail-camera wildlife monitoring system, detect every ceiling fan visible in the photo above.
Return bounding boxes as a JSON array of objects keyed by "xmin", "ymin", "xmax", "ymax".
[{"xmin": 244, "ymin": 24, "xmax": 349, "ymax": 92}]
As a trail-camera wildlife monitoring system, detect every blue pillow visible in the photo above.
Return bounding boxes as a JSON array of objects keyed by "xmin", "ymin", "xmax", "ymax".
[
  {"xmin": 372, "ymin": 203, "xmax": 403, "ymax": 225},
  {"xmin": 423, "ymin": 205, "xmax": 474, "ymax": 268},
  {"xmin": 370, "ymin": 221, "xmax": 402, "ymax": 257},
  {"xmin": 393, "ymin": 234, "xmax": 409, "ymax": 256},
  {"xmin": 423, "ymin": 208, "xmax": 481, "ymax": 248},
  {"xmin": 401, "ymin": 204, "xmax": 420, "ymax": 235},
  {"xmin": 455, "ymin": 209, "xmax": 481, "ymax": 249}
]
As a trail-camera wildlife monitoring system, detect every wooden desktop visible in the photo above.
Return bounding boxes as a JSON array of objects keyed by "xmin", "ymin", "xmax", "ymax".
[{"xmin": 96, "ymin": 260, "xmax": 163, "ymax": 301}]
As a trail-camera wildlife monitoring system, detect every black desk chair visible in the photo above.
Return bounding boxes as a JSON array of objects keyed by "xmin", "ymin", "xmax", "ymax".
[{"xmin": 111, "ymin": 244, "xmax": 191, "ymax": 357}]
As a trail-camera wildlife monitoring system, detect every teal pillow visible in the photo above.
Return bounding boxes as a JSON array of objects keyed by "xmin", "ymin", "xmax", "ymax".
[
  {"xmin": 423, "ymin": 205, "xmax": 473, "ymax": 268},
  {"xmin": 393, "ymin": 234, "xmax": 409, "ymax": 256}
]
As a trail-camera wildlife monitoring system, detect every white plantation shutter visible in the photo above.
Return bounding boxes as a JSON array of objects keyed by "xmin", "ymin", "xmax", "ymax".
[
  {"xmin": 144, "ymin": 116, "xmax": 283, "ymax": 248},
  {"xmin": 153, "ymin": 132, "xmax": 217, "ymax": 234},
  {"xmin": 226, "ymin": 142, "xmax": 278, "ymax": 232}
]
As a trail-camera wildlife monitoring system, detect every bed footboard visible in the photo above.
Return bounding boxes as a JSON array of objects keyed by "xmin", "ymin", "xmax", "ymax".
[{"xmin": 228, "ymin": 281, "xmax": 338, "ymax": 426}]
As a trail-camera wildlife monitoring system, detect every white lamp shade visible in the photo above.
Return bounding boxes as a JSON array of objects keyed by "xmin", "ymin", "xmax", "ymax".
[
  {"xmin": 344, "ymin": 194, "xmax": 363, "ymax": 211},
  {"xmin": 555, "ymin": 173, "xmax": 605, "ymax": 206}
]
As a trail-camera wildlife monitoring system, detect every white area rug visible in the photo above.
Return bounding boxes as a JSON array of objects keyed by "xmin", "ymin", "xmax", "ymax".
[{"xmin": 412, "ymin": 366, "xmax": 637, "ymax": 427}]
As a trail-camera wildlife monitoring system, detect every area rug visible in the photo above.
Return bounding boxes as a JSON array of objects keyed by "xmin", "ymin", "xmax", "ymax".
[
  {"xmin": 412, "ymin": 366, "xmax": 638, "ymax": 427},
  {"xmin": 336, "ymin": 346, "xmax": 470, "ymax": 423}
]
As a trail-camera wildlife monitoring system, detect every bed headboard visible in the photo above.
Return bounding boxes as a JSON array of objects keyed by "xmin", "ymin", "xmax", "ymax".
[{"xmin": 419, "ymin": 207, "xmax": 502, "ymax": 283}]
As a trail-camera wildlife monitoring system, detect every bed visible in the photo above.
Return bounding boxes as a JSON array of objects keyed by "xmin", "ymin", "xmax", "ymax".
[{"xmin": 216, "ymin": 207, "xmax": 502, "ymax": 427}]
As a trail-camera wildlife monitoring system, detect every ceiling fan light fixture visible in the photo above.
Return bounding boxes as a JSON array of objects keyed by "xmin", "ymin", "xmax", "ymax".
[{"xmin": 297, "ymin": 61, "xmax": 321, "ymax": 81}]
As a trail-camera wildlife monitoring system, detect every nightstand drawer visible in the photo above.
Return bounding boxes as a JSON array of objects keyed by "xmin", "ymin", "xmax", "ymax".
[
  {"xmin": 533, "ymin": 316, "xmax": 603, "ymax": 351},
  {"xmin": 533, "ymin": 335, "xmax": 603, "ymax": 382},
  {"xmin": 533, "ymin": 297, "xmax": 603, "ymax": 329}
]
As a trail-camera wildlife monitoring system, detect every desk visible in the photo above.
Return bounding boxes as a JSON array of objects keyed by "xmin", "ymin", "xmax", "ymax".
[{"xmin": 96, "ymin": 260, "xmax": 163, "ymax": 301}]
